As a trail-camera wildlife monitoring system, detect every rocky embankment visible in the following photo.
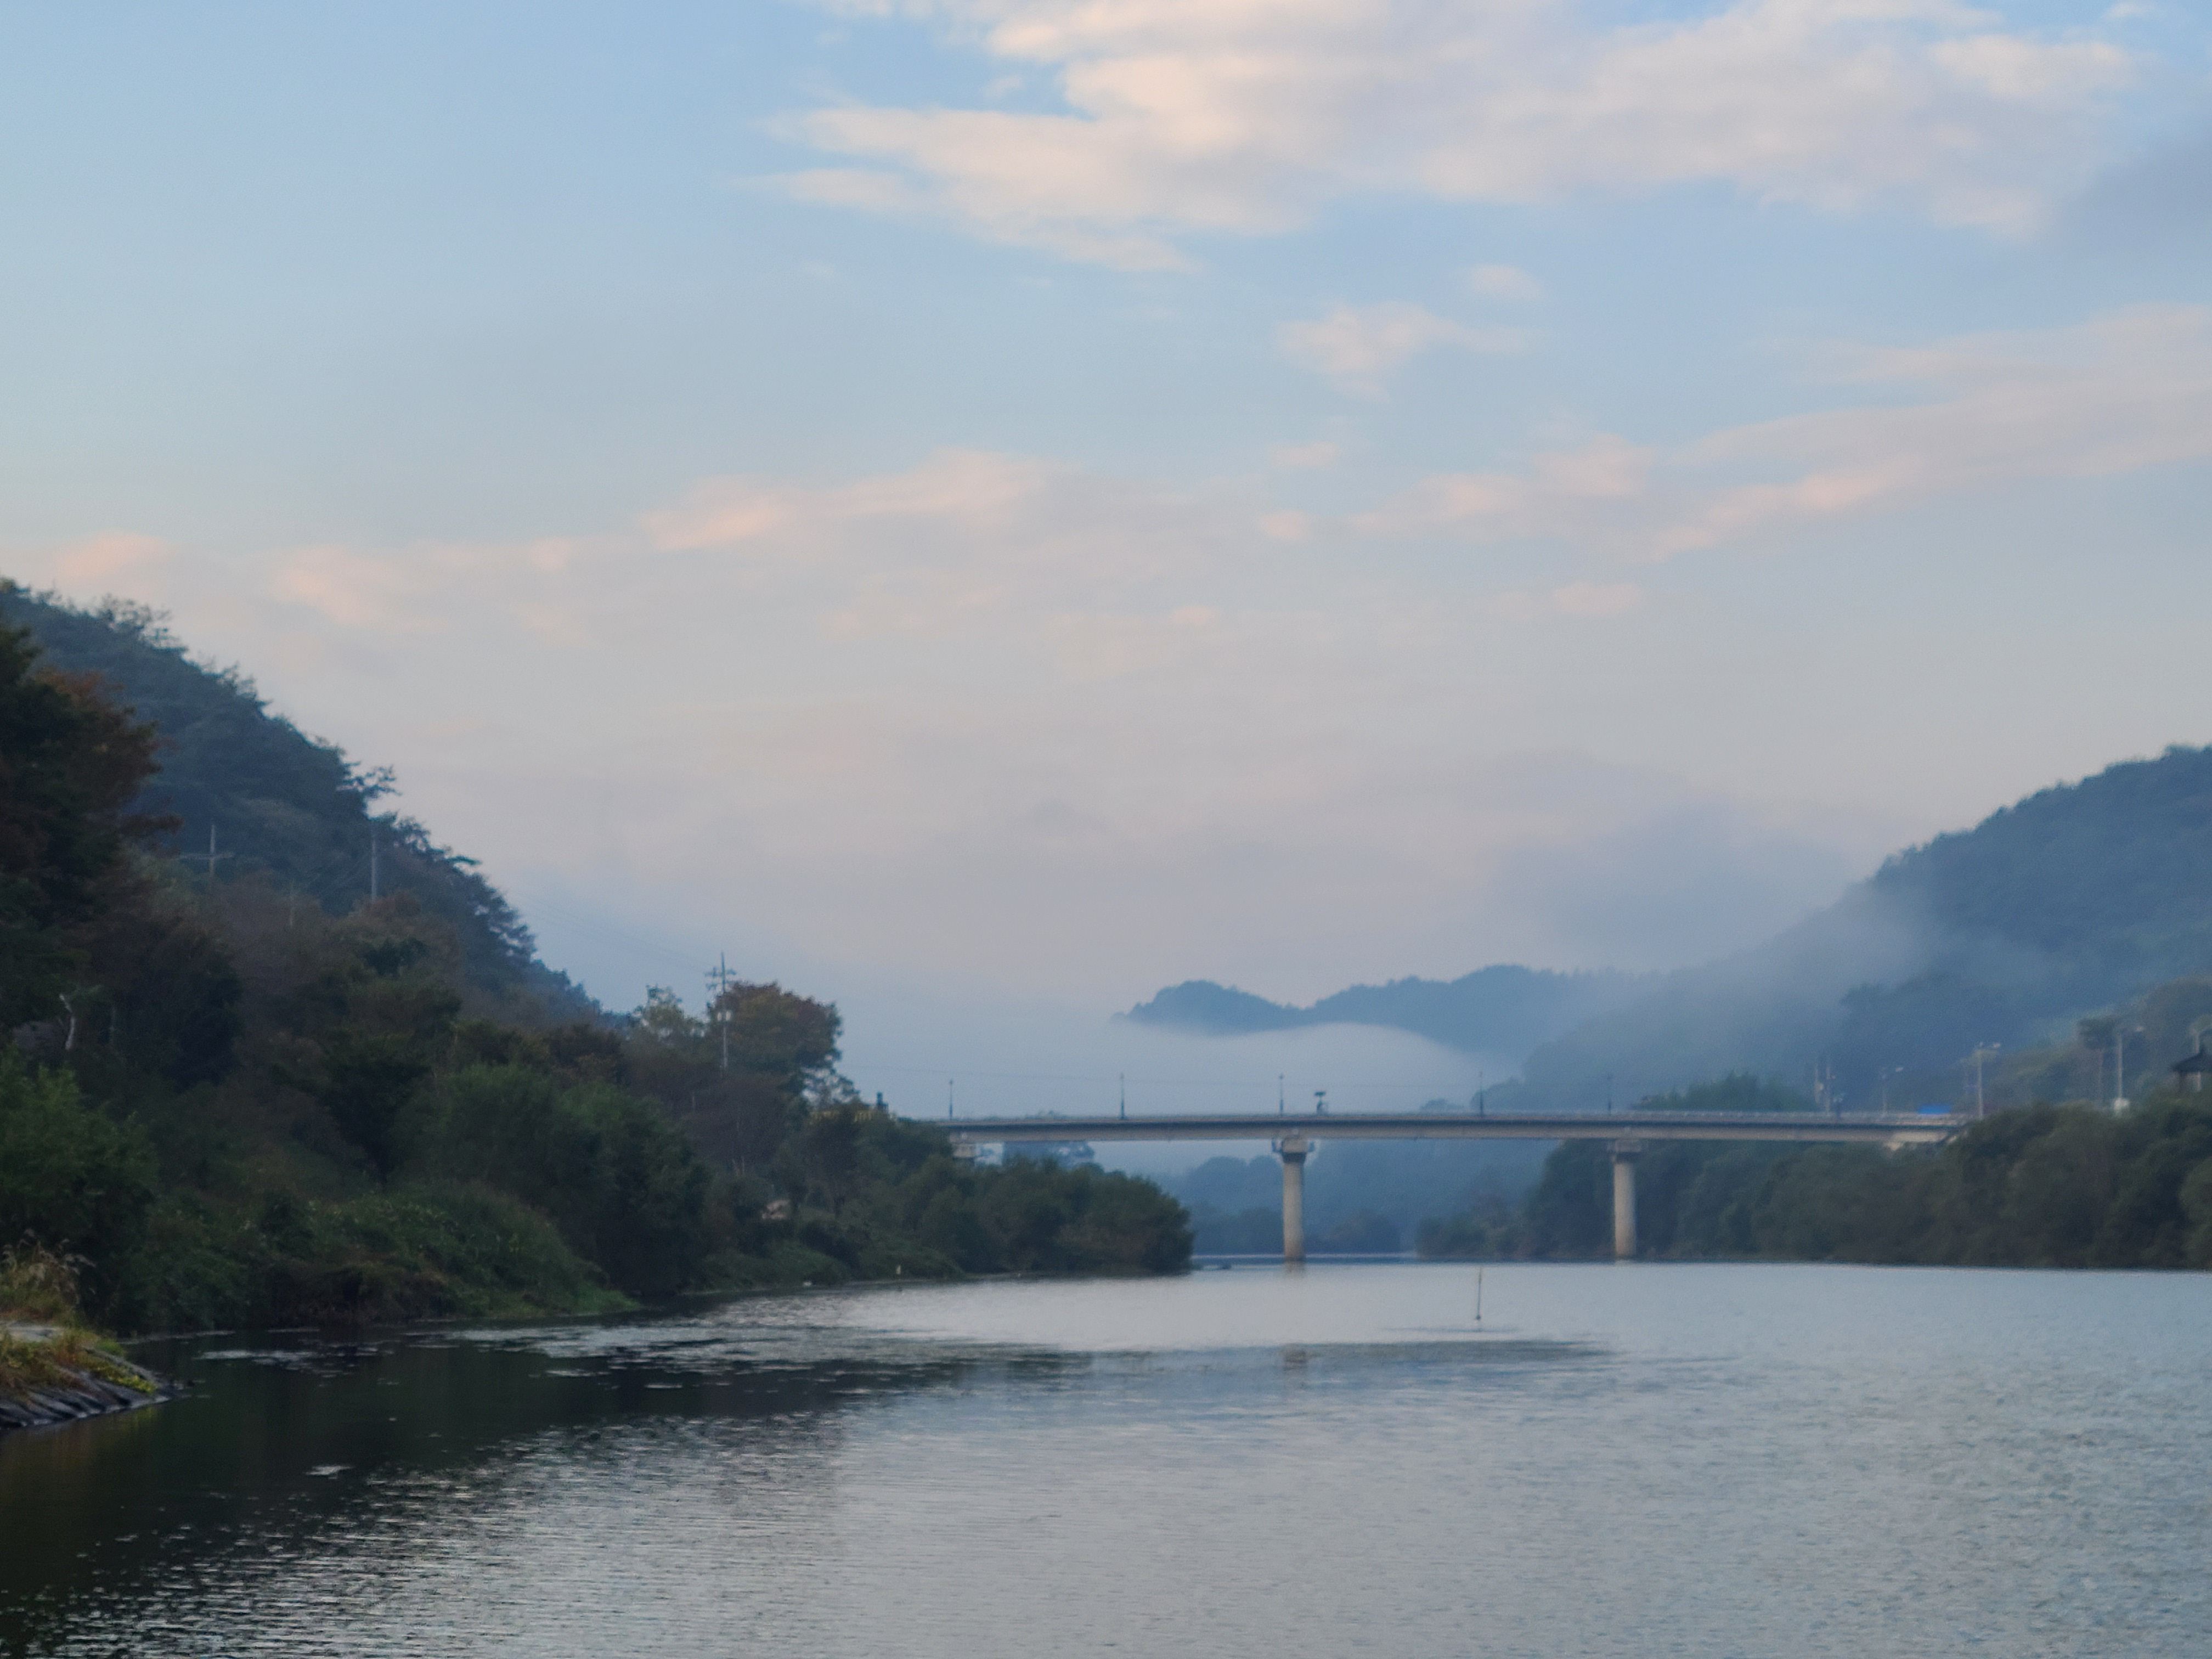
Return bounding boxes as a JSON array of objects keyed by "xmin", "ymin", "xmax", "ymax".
[{"xmin": 0, "ymin": 1325, "xmax": 173, "ymax": 1432}]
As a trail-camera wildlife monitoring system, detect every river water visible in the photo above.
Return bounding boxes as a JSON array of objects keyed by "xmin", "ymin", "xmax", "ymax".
[{"xmin": 3, "ymin": 1262, "xmax": 2209, "ymax": 1657}]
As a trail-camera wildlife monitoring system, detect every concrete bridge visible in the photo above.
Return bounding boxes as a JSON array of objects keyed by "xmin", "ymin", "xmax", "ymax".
[{"xmin": 944, "ymin": 1109, "xmax": 1962, "ymax": 1262}]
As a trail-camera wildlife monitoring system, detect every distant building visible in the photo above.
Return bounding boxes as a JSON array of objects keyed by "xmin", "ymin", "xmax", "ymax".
[{"xmin": 2171, "ymin": 1037, "xmax": 2210, "ymax": 1094}]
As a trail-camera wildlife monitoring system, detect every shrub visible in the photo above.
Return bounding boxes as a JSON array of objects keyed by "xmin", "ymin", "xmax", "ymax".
[{"xmin": 0, "ymin": 1058, "xmax": 155, "ymax": 1316}]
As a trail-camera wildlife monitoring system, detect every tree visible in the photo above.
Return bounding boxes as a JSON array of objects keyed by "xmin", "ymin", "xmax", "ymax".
[
  {"xmin": 0, "ymin": 615, "xmax": 169, "ymax": 1030},
  {"xmin": 712, "ymin": 981, "xmax": 842, "ymax": 1082}
]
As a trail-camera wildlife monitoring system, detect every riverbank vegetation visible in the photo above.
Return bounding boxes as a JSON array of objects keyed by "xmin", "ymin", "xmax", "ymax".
[
  {"xmin": 1418, "ymin": 1063, "xmax": 2212, "ymax": 1268},
  {"xmin": 0, "ymin": 594, "xmax": 1190, "ymax": 1336},
  {"xmin": 0, "ymin": 1244, "xmax": 161, "ymax": 1414}
]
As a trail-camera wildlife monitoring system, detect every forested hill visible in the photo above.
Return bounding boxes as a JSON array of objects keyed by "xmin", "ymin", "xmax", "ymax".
[
  {"xmin": 1130, "ymin": 747, "xmax": 2212, "ymax": 1114},
  {"xmin": 1124, "ymin": 965, "xmax": 1645, "ymax": 1059},
  {"xmin": 0, "ymin": 586, "xmax": 589, "ymax": 1018},
  {"xmin": 1513, "ymin": 745, "xmax": 2212, "ymax": 1110},
  {"xmin": 0, "ymin": 596, "xmax": 1193, "ymax": 1340},
  {"xmin": 1870, "ymin": 747, "xmax": 2212, "ymax": 980}
]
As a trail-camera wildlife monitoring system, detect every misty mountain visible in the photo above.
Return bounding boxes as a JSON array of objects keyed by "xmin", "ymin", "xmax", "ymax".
[
  {"xmin": 1124, "ymin": 964, "xmax": 1646, "ymax": 1059},
  {"xmin": 1514, "ymin": 746, "xmax": 2212, "ymax": 1110},
  {"xmin": 2, "ymin": 585, "xmax": 591, "ymax": 1017},
  {"xmin": 1130, "ymin": 746, "xmax": 2212, "ymax": 1115}
]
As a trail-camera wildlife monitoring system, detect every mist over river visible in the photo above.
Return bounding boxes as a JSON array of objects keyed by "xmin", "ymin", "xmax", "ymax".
[{"xmin": 4, "ymin": 1263, "xmax": 2209, "ymax": 1657}]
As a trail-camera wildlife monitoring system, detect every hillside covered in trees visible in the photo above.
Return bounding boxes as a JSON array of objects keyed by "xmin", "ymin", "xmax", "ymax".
[
  {"xmin": 0, "ymin": 586, "xmax": 589, "ymax": 1019},
  {"xmin": 0, "ymin": 591, "xmax": 1189, "ymax": 1336},
  {"xmin": 1505, "ymin": 747, "xmax": 2212, "ymax": 1113},
  {"xmin": 1418, "ymin": 1030, "xmax": 2212, "ymax": 1269},
  {"xmin": 1137, "ymin": 747, "xmax": 2212, "ymax": 1118}
]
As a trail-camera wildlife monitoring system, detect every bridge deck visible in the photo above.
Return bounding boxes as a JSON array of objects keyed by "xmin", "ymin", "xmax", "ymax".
[{"xmin": 936, "ymin": 1110, "xmax": 1959, "ymax": 1146}]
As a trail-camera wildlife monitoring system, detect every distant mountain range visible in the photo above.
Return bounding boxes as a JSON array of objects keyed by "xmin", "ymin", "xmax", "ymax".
[
  {"xmin": 1124, "ymin": 966, "xmax": 1645, "ymax": 1060},
  {"xmin": 1130, "ymin": 746, "xmax": 2212, "ymax": 1111}
]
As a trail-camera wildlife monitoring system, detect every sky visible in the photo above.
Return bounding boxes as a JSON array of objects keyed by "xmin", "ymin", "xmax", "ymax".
[{"xmin": 3, "ymin": 1, "xmax": 2210, "ymax": 1111}]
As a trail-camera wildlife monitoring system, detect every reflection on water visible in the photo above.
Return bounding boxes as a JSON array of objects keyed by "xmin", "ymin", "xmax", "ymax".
[{"xmin": 4, "ymin": 1264, "xmax": 2210, "ymax": 1657}]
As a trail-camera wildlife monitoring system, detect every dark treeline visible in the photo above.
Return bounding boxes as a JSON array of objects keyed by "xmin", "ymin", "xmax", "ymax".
[
  {"xmin": 0, "ymin": 603, "xmax": 1189, "ymax": 1334},
  {"xmin": 1418, "ymin": 1069, "xmax": 2212, "ymax": 1268}
]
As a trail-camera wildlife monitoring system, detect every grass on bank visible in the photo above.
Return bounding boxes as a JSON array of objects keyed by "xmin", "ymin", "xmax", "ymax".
[{"xmin": 0, "ymin": 1245, "xmax": 160, "ymax": 1401}]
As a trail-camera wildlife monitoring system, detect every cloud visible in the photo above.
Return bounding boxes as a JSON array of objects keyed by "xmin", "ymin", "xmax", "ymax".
[
  {"xmin": 1479, "ymin": 794, "xmax": 1861, "ymax": 971},
  {"xmin": 789, "ymin": 0, "xmax": 2135, "ymax": 263},
  {"xmin": 1361, "ymin": 435, "xmax": 1656, "ymax": 542},
  {"xmin": 1548, "ymin": 580, "xmax": 1643, "ymax": 618},
  {"xmin": 270, "ymin": 545, "xmax": 447, "ymax": 632},
  {"xmin": 1369, "ymin": 304, "xmax": 2212, "ymax": 558},
  {"xmin": 23, "ymin": 426, "xmax": 1952, "ymax": 1013},
  {"xmin": 246, "ymin": 449, "xmax": 1270, "ymax": 662},
  {"xmin": 1467, "ymin": 263, "xmax": 1544, "ymax": 302},
  {"xmin": 266, "ymin": 539, "xmax": 592, "ymax": 634},
  {"xmin": 53, "ymin": 532, "xmax": 170, "ymax": 589},
  {"xmin": 1486, "ymin": 580, "xmax": 1646, "ymax": 623},
  {"xmin": 1278, "ymin": 302, "xmax": 1527, "ymax": 393},
  {"xmin": 642, "ymin": 449, "xmax": 1063, "ymax": 553},
  {"xmin": 1270, "ymin": 440, "xmax": 1342, "ymax": 470}
]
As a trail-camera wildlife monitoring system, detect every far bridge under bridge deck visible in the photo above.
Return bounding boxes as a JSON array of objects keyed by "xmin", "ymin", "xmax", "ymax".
[{"xmin": 940, "ymin": 1110, "xmax": 1962, "ymax": 1263}]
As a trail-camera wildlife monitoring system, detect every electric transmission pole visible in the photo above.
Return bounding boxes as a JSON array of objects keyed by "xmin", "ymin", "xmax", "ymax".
[
  {"xmin": 704, "ymin": 952, "xmax": 737, "ymax": 1070},
  {"xmin": 181, "ymin": 824, "xmax": 235, "ymax": 879}
]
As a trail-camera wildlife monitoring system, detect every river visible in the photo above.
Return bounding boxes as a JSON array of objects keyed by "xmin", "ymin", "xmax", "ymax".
[{"xmin": 3, "ymin": 1262, "xmax": 2208, "ymax": 1656}]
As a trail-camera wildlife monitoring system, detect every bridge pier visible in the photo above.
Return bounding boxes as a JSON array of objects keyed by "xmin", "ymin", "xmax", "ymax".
[
  {"xmin": 1610, "ymin": 1141, "xmax": 1641, "ymax": 1261},
  {"xmin": 1276, "ymin": 1133, "xmax": 1308, "ymax": 1265}
]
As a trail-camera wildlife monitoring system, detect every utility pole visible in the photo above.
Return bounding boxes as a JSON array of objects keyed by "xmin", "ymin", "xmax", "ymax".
[
  {"xmin": 947, "ymin": 1079, "xmax": 955, "ymax": 1120},
  {"xmin": 704, "ymin": 953, "xmax": 738, "ymax": 1070},
  {"xmin": 2113, "ymin": 1027, "xmax": 2143, "ymax": 1113},
  {"xmin": 1119, "ymin": 1073, "xmax": 1126, "ymax": 1120},
  {"xmin": 369, "ymin": 828, "xmax": 380, "ymax": 900},
  {"xmin": 1968, "ymin": 1043, "xmax": 2000, "ymax": 1118},
  {"xmin": 180, "ymin": 824, "xmax": 234, "ymax": 879},
  {"xmin": 1812, "ymin": 1057, "xmax": 1836, "ymax": 1116}
]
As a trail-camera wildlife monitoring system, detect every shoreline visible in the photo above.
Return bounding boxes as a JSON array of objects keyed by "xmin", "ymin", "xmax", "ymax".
[{"xmin": 0, "ymin": 1325, "xmax": 176, "ymax": 1435}]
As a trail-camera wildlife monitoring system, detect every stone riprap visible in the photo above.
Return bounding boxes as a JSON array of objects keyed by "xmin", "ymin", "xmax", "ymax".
[{"xmin": 0, "ymin": 1325, "xmax": 173, "ymax": 1432}]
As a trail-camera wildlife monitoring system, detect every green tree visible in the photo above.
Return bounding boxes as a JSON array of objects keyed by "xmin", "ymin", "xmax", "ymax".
[
  {"xmin": 0, "ymin": 1057, "xmax": 156, "ymax": 1316},
  {"xmin": 0, "ymin": 614, "xmax": 170, "ymax": 1031}
]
